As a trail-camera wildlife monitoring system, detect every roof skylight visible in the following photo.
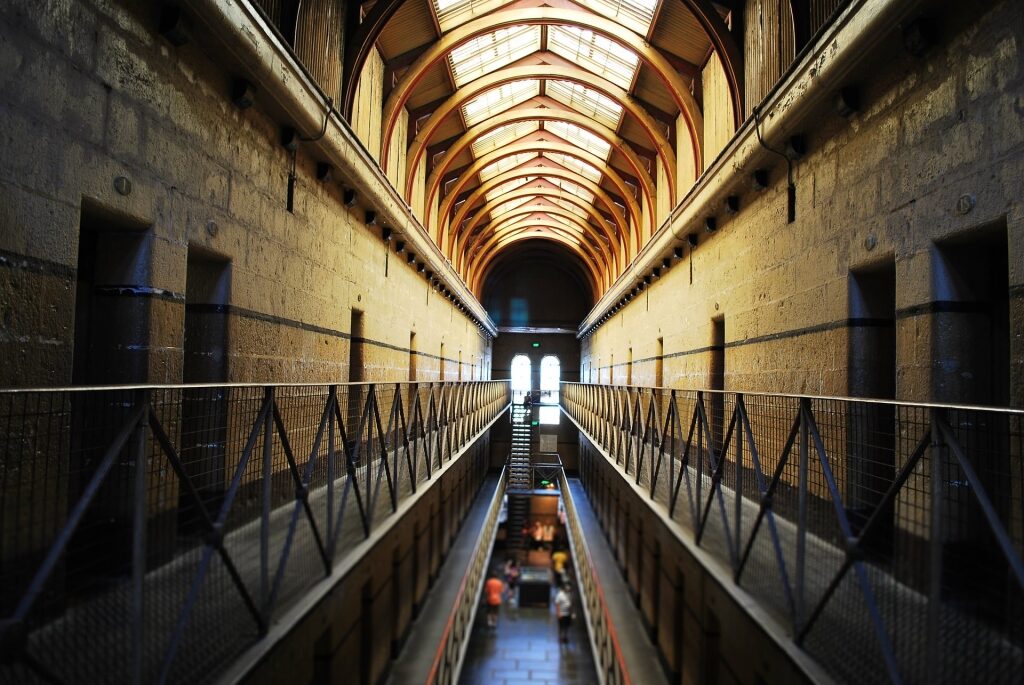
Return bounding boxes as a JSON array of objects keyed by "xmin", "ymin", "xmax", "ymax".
[
  {"xmin": 580, "ymin": 0, "xmax": 660, "ymax": 35},
  {"xmin": 544, "ymin": 120, "xmax": 612, "ymax": 159},
  {"xmin": 546, "ymin": 80, "xmax": 623, "ymax": 130},
  {"xmin": 480, "ymin": 152, "xmax": 538, "ymax": 181},
  {"xmin": 547, "ymin": 176, "xmax": 596, "ymax": 204},
  {"xmin": 462, "ymin": 80, "xmax": 540, "ymax": 127},
  {"xmin": 433, "ymin": 0, "xmax": 514, "ymax": 32},
  {"xmin": 489, "ymin": 196, "xmax": 534, "ymax": 218},
  {"xmin": 548, "ymin": 26, "xmax": 640, "ymax": 90},
  {"xmin": 549, "ymin": 197, "xmax": 591, "ymax": 219},
  {"xmin": 543, "ymin": 152, "xmax": 603, "ymax": 183},
  {"xmin": 472, "ymin": 121, "xmax": 540, "ymax": 157},
  {"xmin": 484, "ymin": 176, "xmax": 534, "ymax": 202},
  {"xmin": 449, "ymin": 26, "xmax": 542, "ymax": 87}
]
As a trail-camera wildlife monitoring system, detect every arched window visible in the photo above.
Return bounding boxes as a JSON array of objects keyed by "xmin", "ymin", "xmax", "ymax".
[
  {"xmin": 540, "ymin": 355, "xmax": 560, "ymax": 404},
  {"xmin": 511, "ymin": 354, "xmax": 531, "ymax": 402}
]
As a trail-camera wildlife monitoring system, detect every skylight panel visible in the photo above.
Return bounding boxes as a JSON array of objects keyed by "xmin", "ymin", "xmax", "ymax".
[
  {"xmin": 547, "ymin": 176, "xmax": 596, "ymax": 204},
  {"xmin": 547, "ymin": 26, "xmax": 640, "ymax": 90},
  {"xmin": 490, "ymin": 196, "xmax": 534, "ymax": 218},
  {"xmin": 580, "ymin": 0, "xmax": 660, "ymax": 35},
  {"xmin": 543, "ymin": 152, "xmax": 603, "ymax": 183},
  {"xmin": 484, "ymin": 176, "xmax": 534, "ymax": 202},
  {"xmin": 544, "ymin": 120, "xmax": 612, "ymax": 159},
  {"xmin": 546, "ymin": 80, "xmax": 623, "ymax": 130},
  {"xmin": 550, "ymin": 197, "xmax": 590, "ymax": 219},
  {"xmin": 479, "ymin": 152, "xmax": 538, "ymax": 181},
  {"xmin": 462, "ymin": 80, "xmax": 540, "ymax": 127},
  {"xmin": 472, "ymin": 121, "xmax": 540, "ymax": 157},
  {"xmin": 449, "ymin": 26, "xmax": 541, "ymax": 87},
  {"xmin": 433, "ymin": 0, "xmax": 514, "ymax": 32}
]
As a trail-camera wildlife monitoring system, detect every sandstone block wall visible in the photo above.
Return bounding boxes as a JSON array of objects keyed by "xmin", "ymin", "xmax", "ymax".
[
  {"xmin": 582, "ymin": 0, "xmax": 1023, "ymax": 408},
  {"xmin": 0, "ymin": 0, "xmax": 490, "ymax": 390}
]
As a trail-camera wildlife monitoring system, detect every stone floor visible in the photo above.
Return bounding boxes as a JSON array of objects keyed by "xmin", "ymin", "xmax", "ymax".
[{"xmin": 459, "ymin": 582, "xmax": 598, "ymax": 685}]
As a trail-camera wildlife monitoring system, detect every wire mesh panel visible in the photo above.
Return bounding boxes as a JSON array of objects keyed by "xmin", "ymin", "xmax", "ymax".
[
  {"xmin": 0, "ymin": 380, "xmax": 509, "ymax": 684},
  {"xmin": 561, "ymin": 382, "xmax": 1024, "ymax": 684}
]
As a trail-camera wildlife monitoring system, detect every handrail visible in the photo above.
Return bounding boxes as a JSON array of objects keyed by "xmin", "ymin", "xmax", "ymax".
[
  {"xmin": 561, "ymin": 382, "xmax": 1024, "ymax": 684},
  {"xmin": 559, "ymin": 469, "xmax": 631, "ymax": 685},
  {"xmin": 0, "ymin": 380, "xmax": 510, "ymax": 684},
  {"xmin": 425, "ymin": 467, "xmax": 507, "ymax": 684}
]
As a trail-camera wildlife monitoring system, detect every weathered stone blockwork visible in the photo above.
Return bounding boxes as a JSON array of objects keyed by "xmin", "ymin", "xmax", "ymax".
[
  {"xmin": 583, "ymin": 0, "xmax": 1023, "ymax": 407},
  {"xmin": 0, "ymin": 0, "xmax": 490, "ymax": 389}
]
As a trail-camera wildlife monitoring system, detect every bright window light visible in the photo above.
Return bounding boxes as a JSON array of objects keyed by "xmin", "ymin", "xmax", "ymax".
[
  {"xmin": 544, "ymin": 120, "xmax": 611, "ymax": 159},
  {"xmin": 433, "ymin": 0, "xmax": 514, "ymax": 32},
  {"xmin": 548, "ymin": 26, "xmax": 640, "ymax": 90},
  {"xmin": 472, "ymin": 121, "xmax": 540, "ymax": 157},
  {"xmin": 582, "ymin": 0, "xmax": 660, "ymax": 35},
  {"xmin": 480, "ymin": 152, "xmax": 538, "ymax": 181},
  {"xmin": 511, "ymin": 354, "xmax": 531, "ymax": 402},
  {"xmin": 462, "ymin": 80, "xmax": 540, "ymax": 127},
  {"xmin": 449, "ymin": 25, "xmax": 541, "ymax": 87},
  {"xmin": 547, "ymin": 80, "xmax": 623, "ymax": 130},
  {"xmin": 543, "ymin": 152, "xmax": 603, "ymax": 183},
  {"xmin": 540, "ymin": 355, "xmax": 560, "ymax": 404}
]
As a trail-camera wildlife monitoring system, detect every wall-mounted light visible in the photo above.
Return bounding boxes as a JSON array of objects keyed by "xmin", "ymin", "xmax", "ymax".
[
  {"xmin": 417, "ymin": 262, "xmax": 426, "ymax": 273},
  {"xmin": 343, "ymin": 188, "xmax": 357, "ymax": 207},
  {"xmin": 903, "ymin": 16, "xmax": 937, "ymax": 56},
  {"xmin": 704, "ymin": 217, "xmax": 717, "ymax": 233},
  {"xmin": 365, "ymin": 210, "xmax": 378, "ymax": 226},
  {"xmin": 159, "ymin": 5, "xmax": 189, "ymax": 46},
  {"xmin": 406, "ymin": 252, "xmax": 415, "ymax": 263},
  {"xmin": 281, "ymin": 126, "xmax": 299, "ymax": 152},
  {"xmin": 316, "ymin": 162, "xmax": 332, "ymax": 182},
  {"xmin": 836, "ymin": 87, "xmax": 860, "ymax": 118},
  {"xmin": 687, "ymin": 233, "xmax": 698, "ymax": 247},
  {"xmin": 662, "ymin": 257, "xmax": 671, "ymax": 270},
  {"xmin": 752, "ymin": 169, "xmax": 769, "ymax": 191},
  {"xmin": 230, "ymin": 78, "xmax": 255, "ymax": 109},
  {"xmin": 651, "ymin": 268, "xmax": 661, "ymax": 280},
  {"xmin": 724, "ymin": 195, "xmax": 740, "ymax": 215},
  {"xmin": 673, "ymin": 246, "xmax": 684, "ymax": 260},
  {"xmin": 395, "ymin": 240, "xmax": 405, "ymax": 253},
  {"xmin": 786, "ymin": 135, "xmax": 807, "ymax": 160}
]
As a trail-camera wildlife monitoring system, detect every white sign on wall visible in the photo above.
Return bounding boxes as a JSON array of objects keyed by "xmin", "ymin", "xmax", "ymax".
[{"xmin": 539, "ymin": 433, "xmax": 557, "ymax": 453}]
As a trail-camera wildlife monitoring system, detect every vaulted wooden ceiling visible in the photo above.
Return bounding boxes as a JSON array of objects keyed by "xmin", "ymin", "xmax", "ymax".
[{"xmin": 342, "ymin": 0, "xmax": 743, "ymax": 302}]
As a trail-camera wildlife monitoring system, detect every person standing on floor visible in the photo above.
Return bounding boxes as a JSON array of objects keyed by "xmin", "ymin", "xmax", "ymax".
[
  {"xmin": 554, "ymin": 583, "xmax": 573, "ymax": 645},
  {"xmin": 551, "ymin": 547, "xmax": 569, "ymax": 587},
  {"xmin": 484, "ymin": 571, "xmax": 505, "ymax": 629},
  {"xmin": 504, "ymin": 558, "xmax": 520, "ymax": 608}
]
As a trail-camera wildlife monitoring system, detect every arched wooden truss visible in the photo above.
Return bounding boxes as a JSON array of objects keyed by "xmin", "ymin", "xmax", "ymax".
[{"xmin": 338, "ymin": 0, "xmax": 745, "ymax": 300}]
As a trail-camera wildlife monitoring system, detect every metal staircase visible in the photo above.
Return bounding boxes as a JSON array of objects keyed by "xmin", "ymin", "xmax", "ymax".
[{"xmin": 506, "ymin": 403, "xmax": 533, "ymax": 559}]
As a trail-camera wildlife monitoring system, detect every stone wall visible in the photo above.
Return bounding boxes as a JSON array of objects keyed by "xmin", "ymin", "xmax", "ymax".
[
  {"xmin": 582, "ymin": 0, "xmax": 1024, "ymax": 407},
  {"xmin": 0, "ymin": 0, "xmax": 490, "ymax": 389}
]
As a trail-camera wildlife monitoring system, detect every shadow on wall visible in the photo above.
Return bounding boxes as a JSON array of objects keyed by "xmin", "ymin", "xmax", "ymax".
[{"xmin": 481, "ymin": 241, "xmax": 593, "ymax": 329}]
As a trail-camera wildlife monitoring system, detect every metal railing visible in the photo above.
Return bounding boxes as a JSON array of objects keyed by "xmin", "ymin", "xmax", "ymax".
[
  {"xmin": 559, "ymin": 468, "xmax": 631, "ymax": 685},
  {"xmin": 0, "ymin": 380, "xmax": 509, "ymax": 684},
  {"xmin": 561, "ymin": 382, "xmax": 1024, "ymax": 684},
  {"xmin": 426, "ymin": 467, "xmax": 506, "ymax": 685}
]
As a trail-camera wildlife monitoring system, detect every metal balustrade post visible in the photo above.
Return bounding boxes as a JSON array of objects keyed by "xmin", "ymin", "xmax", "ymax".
[
  {"xmin": 327, "ymin": 386, "xmax": 337, "ymax": 561},
  {"xmin": 131, "ymin": 390, "xmax": 149, "ymax": 685},
  {"xmin": 796, "ymin": 397, "xmax": 809, "ymax": 635},
  {"xmin": 927, "ymin": 409, "xmax": 944, "ymax": 683},
  {"xmin": 261, "ymin": 385, "xmax": 274, "ymax": 611}
]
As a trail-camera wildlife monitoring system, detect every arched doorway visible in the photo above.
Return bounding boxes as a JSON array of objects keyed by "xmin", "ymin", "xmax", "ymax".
[
  {"xmin": 511, "ymin": 354, "xmax": 531, "ymax": 403},
  {"xmin": 540, "ymin": 355, "xmax": 560, "ymax": 405}
]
